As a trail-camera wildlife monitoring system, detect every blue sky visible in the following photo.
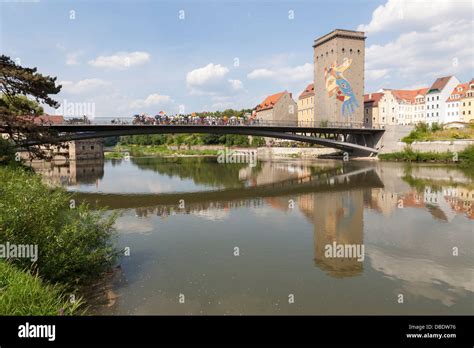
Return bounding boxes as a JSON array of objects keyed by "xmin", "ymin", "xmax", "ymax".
[{"xmin": 1, "ymin": 0, "xmax": 472, "ymax": 118}]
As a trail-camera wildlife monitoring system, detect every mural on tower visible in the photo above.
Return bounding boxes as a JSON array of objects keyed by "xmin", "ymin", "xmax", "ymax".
[{"xmin": 324, "ymin": 58, "xmax": 360, "ymax": 117}]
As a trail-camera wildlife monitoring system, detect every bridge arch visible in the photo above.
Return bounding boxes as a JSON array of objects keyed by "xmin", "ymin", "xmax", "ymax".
[{"xmin": 36, "ymin": 125, "xmax": 380, "ymax": 155}]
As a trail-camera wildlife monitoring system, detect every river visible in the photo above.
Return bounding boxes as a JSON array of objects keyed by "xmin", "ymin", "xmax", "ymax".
[{"xmin": 31, "ymin": 157, "xmax": 474, "ymax": 315}]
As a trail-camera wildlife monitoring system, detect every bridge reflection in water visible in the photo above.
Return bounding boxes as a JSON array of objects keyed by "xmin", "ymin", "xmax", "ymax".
[
  {"xmin": 30, "ymin": 157, "xmax": 474, "ymax": 314},
  {"xmin": 33, "ymin": 157, "xmax": 474, "ymax": 283},
  {"xmin": 70, "ymin": 161, "xmax": 380, "ymax": 279}
]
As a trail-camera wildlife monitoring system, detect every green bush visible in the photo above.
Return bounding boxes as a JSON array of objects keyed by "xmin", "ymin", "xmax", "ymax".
[
  {"xmin": 0, "ymin": 138, "xmax": 16, "ymax": 164},
  {"xmin": 0, "ymin": 166, "xmax": 119, "ymax": 287},
  {"xmin": 379, "ymin": 145, "xmax": 474, "ymax": 168},
  {"xmin": 104, "ymin": 152, "xmax": 125, "ymax": 159},
  {"xmin": 458, "ymin": 145, "xmax": 474, "ymax": 168},
  {"xmin": 0, "ymin": 260, "xmax": 82, "ymax": 315},
  {"xmin": 251, "ymin": 136, "xmax": 266, "ymax": 147},
  {"xmin": 431, "ymin": 122, "xmax": 443, "ymax": 132}
]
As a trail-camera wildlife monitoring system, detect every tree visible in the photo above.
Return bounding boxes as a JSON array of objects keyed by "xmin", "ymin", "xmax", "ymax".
[
  {"xmin": 1, "ymin": 94, "xmax": 44, "ymax": 116},
  {"xmin": 0, "ymin": 55, "xmax": 62, "ymax": 158}
]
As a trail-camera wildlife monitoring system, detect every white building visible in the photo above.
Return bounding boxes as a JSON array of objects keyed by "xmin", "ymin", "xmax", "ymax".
[
  {"xmin": 425, "ymin": 76, "xmax": 460, "ymax": 126},
  {"xmin": 377, "ymin": 90, "xmax": 399, "ymax": 126},
  {"xmin": 446, "ymin": 83, "xmax": 468, "ymax": 123},
  {"xmin": 376, "ymin": 88, "xmax": 428, "ymax": 126},
  {"xmin": 391, "ymin": 88, "xmax": 429, "ymax": 125}
]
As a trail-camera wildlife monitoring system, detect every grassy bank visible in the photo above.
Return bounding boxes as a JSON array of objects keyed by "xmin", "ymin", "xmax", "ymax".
[
  {"xmin": 402, "ymin": 123, "xmax": 474, "ymax": 143},
  {"xmin": 0, "ymin": 161, "xmax": 119, "ymax": 315},
  {"xmin": 379, "ymin": 145, "xmax": 474, "ymax": 167},
  {"xmin": 0, "ymin": 260, "xmax": 83, "ymax": 315},
  {"xmin": 106, "ymin": 145, "xmax": 220, "ymax": 159}
]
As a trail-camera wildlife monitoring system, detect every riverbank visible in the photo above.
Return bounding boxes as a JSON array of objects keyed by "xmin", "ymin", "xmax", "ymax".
[
  {"xmin": 0, "ymin": 163, "xmax": 119, "ymax": 315},
  {"xmin": 0, "ymin": 260, "xmax": 83, "ymax": 315},
  {"xmin": 105, "ymin": 144, "xmax": 220, "ymax": 159},
  {"xmin": 379, "ymin": 145, "xmax": 474, "ymax": 166}
]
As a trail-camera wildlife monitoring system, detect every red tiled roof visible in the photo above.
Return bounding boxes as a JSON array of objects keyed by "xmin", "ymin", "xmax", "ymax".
[
  {"xmin": 391, "ymin": 88, "xmax": 429, "ymax": 103},
  {"xmin": 363, "ymin": 92, "xmax": 383, "ymax": 107},
  {"xmin": 428, "ymin": 76, "xmax": 452, "ymax": 93},
  {"xmin": 256, "ymin": 91, "xmax": 286, "ymax": 111},
  {"xmin": 298, "ymin": 83, "xmax": 314, "ymax": 100},
  {"xmin": 33, "ymin": 115, "xmax": 64, "ymax": 125},
  {"xmin": 446, "ymin": 83, "xmax": 469, "ymax": 102}
]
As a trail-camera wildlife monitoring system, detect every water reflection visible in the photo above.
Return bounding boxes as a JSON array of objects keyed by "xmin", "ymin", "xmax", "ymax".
[
  {"xmin": 30, "ymin": 159, "xmax": 104, "ymax": 186},
  {"xmin": 33, "ymin": 157, "xmax": 474, "ymax": 314},
  {"xmin": 302, "ymin": 190, "xmax": 365, "ymax": 278}
]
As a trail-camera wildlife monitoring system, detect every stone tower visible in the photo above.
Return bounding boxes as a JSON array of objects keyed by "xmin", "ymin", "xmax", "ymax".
[{"xmin": 313, "ymin": 29, "xmax": 366, "ymax": 125}]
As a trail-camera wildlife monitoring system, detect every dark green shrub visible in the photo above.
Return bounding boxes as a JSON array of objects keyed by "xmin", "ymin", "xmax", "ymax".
[{"xmin": 0, "ymin": 167, "xmax": 119, "ymax": 287}]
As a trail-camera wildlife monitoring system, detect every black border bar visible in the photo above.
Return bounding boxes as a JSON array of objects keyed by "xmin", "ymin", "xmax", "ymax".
[{"xmin": 0, "ymin": 315, "xmax": 472, "ymax": 346}]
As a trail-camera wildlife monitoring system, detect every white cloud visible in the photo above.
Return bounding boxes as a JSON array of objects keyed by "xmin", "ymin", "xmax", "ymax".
[
  {"xmin": 366, "ymin": 69, "xmax": 389, "ymax": 80},
  {"xmin": 186, "ymin": 63, "xmax": 229, "ymax": 88},
  {"xmin": 228, "ymin": 79, "xmax": 243, "ymax": 91},
  {"xmin": 129, "ymin": 93, "xmax": 173, "ymax": 109},
  {"xmin": 66, "ymin": 51, "xmax": 83, "ymax": 65},
  {"xmin": 89, "ymin": 51, "xmax": 150, "ymax": 69},
  {"xmin": 360, "ymin": 0, "xmax": 473, "ymax": 90},
  {"xmin": 186, "ymin": 63, "xmax": 243, "ymax": 95},
  {"xmin": 59, "ymin": 78, "xmax": 110, "ymax": 94},
  {"xmin": 247, "ymin": 69, "xmax": 275, "ymax": 79},
  {"xmin": 357, "ymin": 0, "xmax": 472, "ymax": 34},
  {"xmin": 365, "ymin": 21, "xmax": 473, "ymax": 82},
  {"xmin": 247, "ymin": 63, "xmax": 312, "ymax": 82}
]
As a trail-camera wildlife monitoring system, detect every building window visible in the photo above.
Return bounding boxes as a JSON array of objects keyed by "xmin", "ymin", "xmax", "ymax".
[
  {"xmin": 91, "ymin": 146, "xmax": 94, "ymax": 150},
  {"xmin": 82, "ymin": 146, "xmax": 85, "ymax": 150}
]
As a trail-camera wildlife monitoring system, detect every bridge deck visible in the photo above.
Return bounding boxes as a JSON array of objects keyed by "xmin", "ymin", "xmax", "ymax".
[
  {"xmin": 9, "ymin": 123, "xmax": 383, "ymax": 155},
  {"xmin": 46, "ymin": 124, "xmax": 384, "ymax": 135}
]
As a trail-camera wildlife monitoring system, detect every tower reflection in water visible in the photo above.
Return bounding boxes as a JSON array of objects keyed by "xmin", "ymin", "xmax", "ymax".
[{"xmin": 299, "ymin": 190, "xmax": 364, "ymax": 278}]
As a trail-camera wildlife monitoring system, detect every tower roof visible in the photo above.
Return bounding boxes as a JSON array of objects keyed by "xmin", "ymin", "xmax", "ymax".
[{"xmin": 313, "ymin": 29, "xmax": 366, "ymax": 48}]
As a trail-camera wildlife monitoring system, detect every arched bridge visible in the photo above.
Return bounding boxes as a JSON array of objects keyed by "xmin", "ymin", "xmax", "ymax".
[{"xmin": 29, "ymin": 123, "xmax": 384, "ymax": 156}]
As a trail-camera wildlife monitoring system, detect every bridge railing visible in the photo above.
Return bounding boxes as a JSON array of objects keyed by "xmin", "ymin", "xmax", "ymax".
[{"xmin": 57, "ymin": 118, "xmax": 385, "ymax": 129}]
